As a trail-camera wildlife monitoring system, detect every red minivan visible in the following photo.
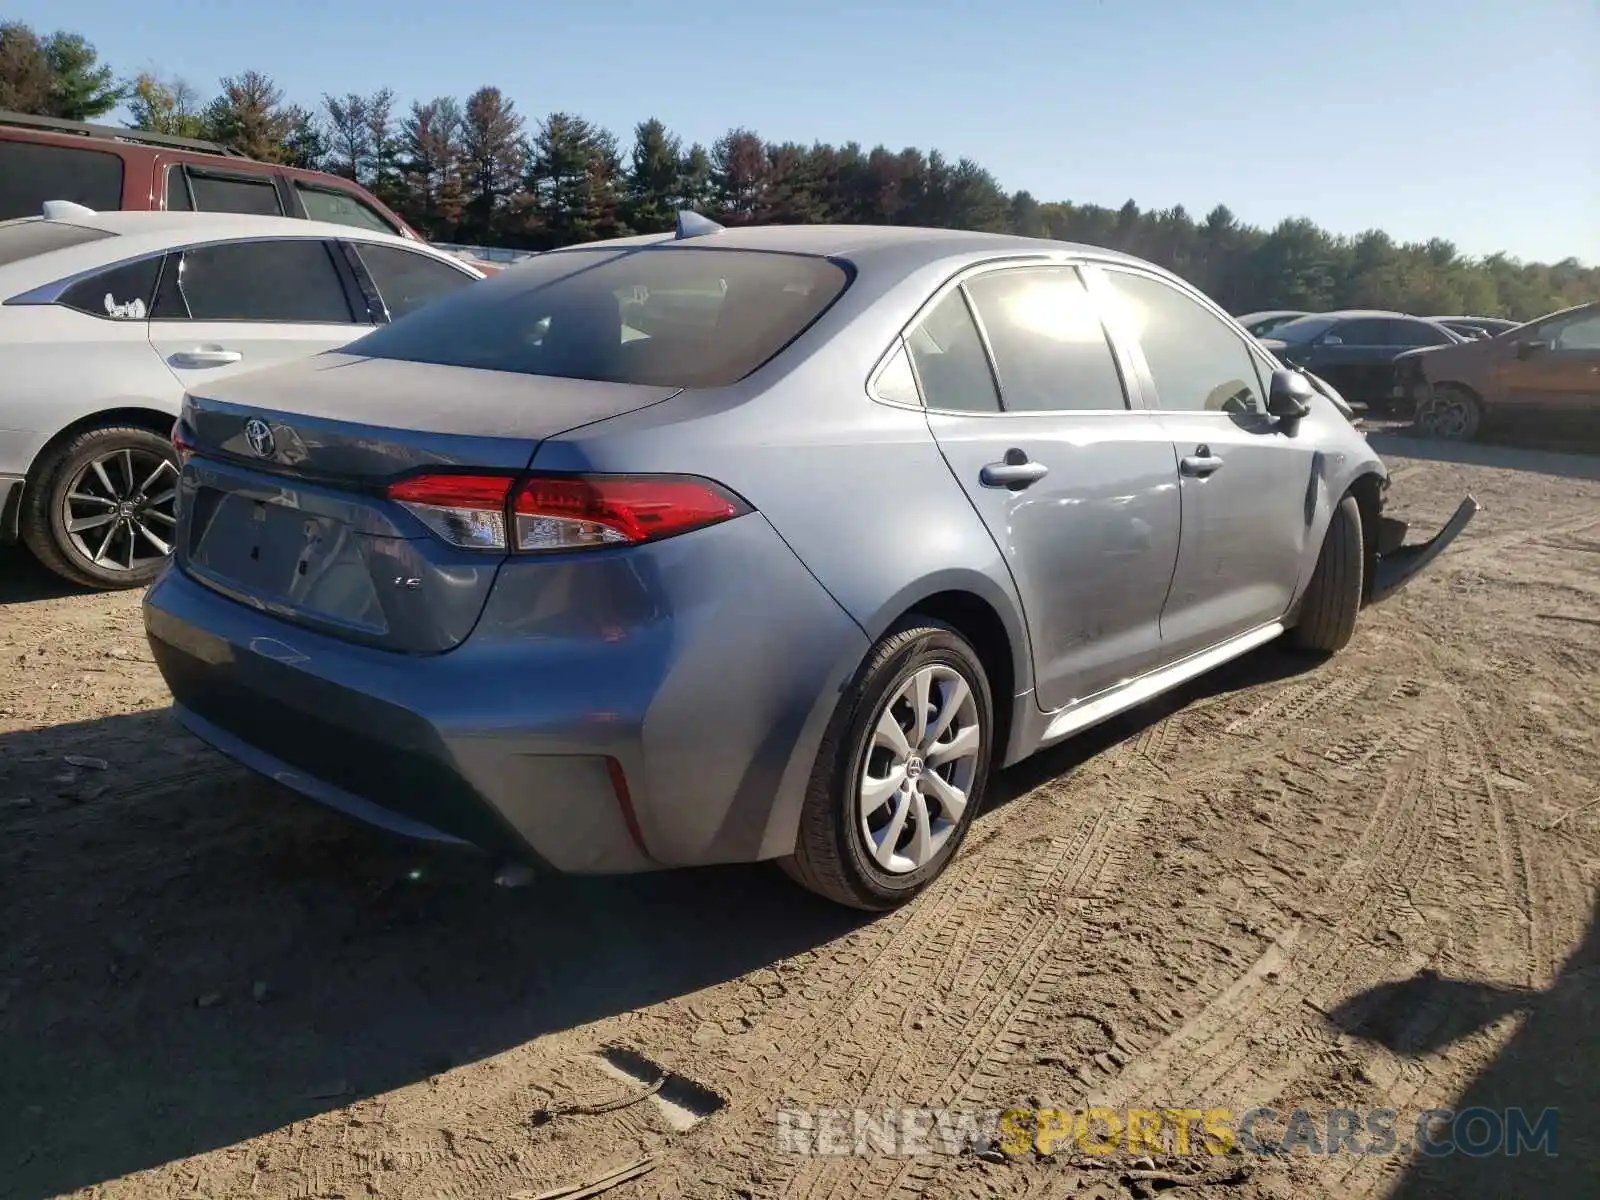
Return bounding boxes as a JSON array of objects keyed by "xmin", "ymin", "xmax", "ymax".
[{"xmin": 0, "ymin": 109, "xmax": 418, "ymax": 238}]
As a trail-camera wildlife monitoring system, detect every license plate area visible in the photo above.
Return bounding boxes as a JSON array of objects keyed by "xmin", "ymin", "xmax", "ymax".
[{"xmin": 188, "ymin": 488, "xmax": 387, "ymax": 632}]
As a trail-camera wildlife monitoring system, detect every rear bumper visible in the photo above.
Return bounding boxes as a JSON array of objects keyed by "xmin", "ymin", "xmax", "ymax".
[{"xmin": 143, "ymin": 514, "xmax": 869, "ymax": 873}]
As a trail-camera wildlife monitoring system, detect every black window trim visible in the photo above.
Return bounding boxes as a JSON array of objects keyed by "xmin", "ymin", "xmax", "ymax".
[
  {"xmin": 339, "ymin": 238, "xmax": 481, "ymax": 325},
  {"xmin": 150, "ymin": 236, "xmax": 372, "ymax": 326},
  {"xmin": 1089, "ymin": 261, "xmax": 1272, "ymax": 417},
  {"xmin": 868, "ymin": 254, "xmax": 1147, "ymax": 418}
]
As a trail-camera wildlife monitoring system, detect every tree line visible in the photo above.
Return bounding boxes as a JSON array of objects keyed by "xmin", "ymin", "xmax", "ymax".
[{"xmin": 2, "ymin": 21, "xmax": 1594, "ymax": 321}]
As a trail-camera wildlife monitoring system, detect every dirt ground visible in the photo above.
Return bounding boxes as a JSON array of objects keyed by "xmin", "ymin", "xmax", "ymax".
[{"xmin": 2, "ymin": 432, "xmax": 1597, "ymax": 1200}]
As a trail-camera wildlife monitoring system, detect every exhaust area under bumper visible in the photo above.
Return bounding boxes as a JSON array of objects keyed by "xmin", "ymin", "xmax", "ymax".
[{"xmin": 1369, "ymin": 494, "xmax": 1479, "ymax": 605}]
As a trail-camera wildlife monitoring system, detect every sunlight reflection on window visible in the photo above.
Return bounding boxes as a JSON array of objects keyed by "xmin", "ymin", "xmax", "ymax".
[{"xmin": 1000, "ymin": 279, "xmax": 1108, "ymax": 344}]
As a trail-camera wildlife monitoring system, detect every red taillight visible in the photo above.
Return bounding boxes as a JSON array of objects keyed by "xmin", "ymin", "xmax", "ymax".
[
  {"xmin": 511, "ymin": 476, "xmax": 743, "ymax": 552},
  {"xmin": 171, "ymin": 420, "xmax": 195, "ymax": 461},
  {"xmin": 385, "ymin": 472, "xmax": 746, "ymax": 553}
]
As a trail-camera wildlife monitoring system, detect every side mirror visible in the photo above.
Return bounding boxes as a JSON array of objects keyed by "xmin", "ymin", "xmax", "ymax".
[
  {"xmin": 1267, "ymin": 368, "xmax": 1314, "ymax": 419},
  {"xmin": 1515, "ymin": 338, "xmax": 1550, "ymax": 360}
]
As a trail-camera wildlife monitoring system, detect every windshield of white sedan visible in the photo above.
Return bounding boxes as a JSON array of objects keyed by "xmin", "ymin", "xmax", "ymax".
[
  {"xmin": 0, "ymin": 220, "xmax": 114, "ymax": 269},
  {"xmin": 349, "ymin": 245, "xmax": 851, "ymax": 388}
]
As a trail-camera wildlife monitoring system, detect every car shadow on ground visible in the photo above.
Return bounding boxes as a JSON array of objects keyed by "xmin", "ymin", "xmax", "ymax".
[
  {"xmin": 0, "ymin": 642, "xmax": 1322, "ymax": 1199},
  {"xmin": 1368, "ymin": 431, "xmax": 1600, "ymax": 481},
  {"xmin": 0, "ymin": 546, "xmax": 92, "ymax": 605},
  {"xmin": 1328, "ymin": 900, "xmax": 1599, "ymax": 1196}
]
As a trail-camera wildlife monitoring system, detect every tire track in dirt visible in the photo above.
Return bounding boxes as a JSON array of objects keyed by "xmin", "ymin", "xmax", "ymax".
[{"xmin": 690, "ymin": 780, "xmax": 1158, "ymax": 1200}]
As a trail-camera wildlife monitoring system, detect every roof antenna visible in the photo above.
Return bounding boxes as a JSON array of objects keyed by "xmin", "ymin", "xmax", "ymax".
[
  {"xmin": 675, "ymin": 210, "xmax": 725, "ymax": 240},
  {"xmin": 42, "ymin": 200, "xmax": 98, "ymax": 222}
]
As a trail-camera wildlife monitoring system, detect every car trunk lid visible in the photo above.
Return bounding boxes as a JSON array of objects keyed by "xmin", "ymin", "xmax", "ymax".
[{"xmin": 175, "ymin": 353, "xmax": 679, "ymax": 654}]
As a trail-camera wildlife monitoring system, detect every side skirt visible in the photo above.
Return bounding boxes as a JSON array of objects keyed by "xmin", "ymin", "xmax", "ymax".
[{"xmin": 1033, "ymin": 620, "xmax": 1287, "ymax": 749}]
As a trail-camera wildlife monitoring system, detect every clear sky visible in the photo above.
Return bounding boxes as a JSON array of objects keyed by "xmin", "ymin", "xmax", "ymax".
[{"xmin": 10, "ymin": 0, "xmax": 1597, "ymax": 264}]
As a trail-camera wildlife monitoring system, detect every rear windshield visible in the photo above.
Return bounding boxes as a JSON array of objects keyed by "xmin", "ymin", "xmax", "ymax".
[
  {"xmin": 0, "ymin": 219, "xmax": 114, "ymax": 269},
  {"xmin": 347, "ymin": 245, "xmax": 852, "ymax": 388},
  {"xmin": 1265, "ymin": 315, "xmax": 1340, "ymax": 343}
]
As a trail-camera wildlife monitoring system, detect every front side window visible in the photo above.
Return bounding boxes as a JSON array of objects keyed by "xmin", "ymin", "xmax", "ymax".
[
  {"xmin": 349, "ymin": 245, "xmax": 850, "ymax": 388},
  {"xmin": 904, "ymin": 289, "xmax": 1001, "ymax": 413},
  {"xmin": 58, "ymin": 256, "xmax": 162, "ymax": 320},
  {"xmin": 0, "ymin": 141, "xmax": 124, "ymax": 221},
  {"xmin": 298, "ymin": 184, "xmax": 397, "ymax": 234},
  {"xmin": 354, "ymin": 243, "xmax": 475, "ymax": 321},
  {"xmin": 1548, "ymin": 311, "xmax": 1600, "ymax": 351},
  {"xmin": 963, "ymin": 266, "xmax": 1127, "ymax": 412},
  {"xmin": 1102, "ymin": 270, "xmax": 1264, "ymax": 415},
  {"xmin": 187, "ymin": 172, "xmax": 283, "ymax": 217},
  {"xmin": 168, "ymin": 240, "xmax": 354, "ymax": 323}
]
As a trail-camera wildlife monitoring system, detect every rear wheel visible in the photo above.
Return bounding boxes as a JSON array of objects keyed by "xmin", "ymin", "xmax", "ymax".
[
  {"xmin": 21, "ymin": 424, "xmax": 180, "ymax": 590},
  {"xmin": 1413, "ymin": 383, "xmax": 1482, "ymax": 441},
  {"xmin": 782, "ymin": 621, "xmax": 993, "ymax": 910},
  {"xmin": 1291, "ymin": 494, "xmax": 1364, "ymax": 654}
]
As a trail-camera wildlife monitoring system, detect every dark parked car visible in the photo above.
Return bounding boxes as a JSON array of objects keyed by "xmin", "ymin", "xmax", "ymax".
[
  {"xmin": 1407, "ymin": 302, "xmax": 1600, "ymax": 440},
  {"xmin": 1259, "ymin": 311, "xmax": 1465, "ymax": 414}
]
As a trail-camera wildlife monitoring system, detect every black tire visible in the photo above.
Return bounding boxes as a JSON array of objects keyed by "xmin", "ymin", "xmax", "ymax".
[
  {"xmin": 20, "ymin": 424, "xmax": 180, "ymax": 590},
  {"xmin": 1291, "ymin": 494, "xmax": 1364, "ymax": 654},
  {"xmin": 1412, "ymin": 383, "xmax": 1482, "ymax": 441},
  {"xmin": 781, "ymin": 621, "xmax": 994, "ymax": 911}
]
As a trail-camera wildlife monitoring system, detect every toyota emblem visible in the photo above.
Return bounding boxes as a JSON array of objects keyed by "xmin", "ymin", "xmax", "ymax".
[{"xmin": 243, "ymin": 418, "xmax": 275, "ymax": 458}]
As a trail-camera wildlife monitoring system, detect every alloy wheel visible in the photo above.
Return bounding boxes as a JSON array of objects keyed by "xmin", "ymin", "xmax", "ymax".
[
  {"xmin": 857, "ymin": 663, "xmax": 982, "ymax": 874},
  {"xmin": 61, "ymin": 446, "xmax": 179, "ymax": 573}
]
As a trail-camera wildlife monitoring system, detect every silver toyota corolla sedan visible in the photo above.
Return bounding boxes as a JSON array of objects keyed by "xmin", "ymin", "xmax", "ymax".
[{"xmin": 142, "ymin": 215, "xmax": 1476, "ymax": 910}]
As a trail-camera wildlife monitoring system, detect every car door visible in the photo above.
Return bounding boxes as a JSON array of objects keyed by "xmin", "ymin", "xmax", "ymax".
[
  {"xmin": 1092, "ymin": 265, "xmax": 1316, "ymax": 657},
  {"xmin": 1499, "ymin": 307, "xmax": 1600, "ymax": 418},
  {"xmin": 1309, "ymin": 317, "xmax": 1392, "ymax": 401},
  {"xmin": 148, "ymin": 238, "xmax": 375, "ymax": 390},
  {"xmin": 903, "ymin": 264, "xmax": 1181, "ymax": 711}
]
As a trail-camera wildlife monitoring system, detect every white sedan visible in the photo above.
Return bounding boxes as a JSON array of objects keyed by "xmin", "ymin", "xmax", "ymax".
[{"xmin": 0, "ymin": 204, "xmax": 483, "ymax": 588}]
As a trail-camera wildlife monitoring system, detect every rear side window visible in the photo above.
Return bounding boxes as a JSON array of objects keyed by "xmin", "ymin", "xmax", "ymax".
[
  {"xmin": 187, "ymin": 173, "xmax": 283, "ymax": 216},
  {"xmin": 355, "ymin": 243, "xmax": 475, "ymax": 320},
  {"xmin": 347, "ymin": 246, "xmax": 851, "ymax": 388},
  {"xmin": 170, "ymin": 240, "xmax": 354, "ymax": 323},
  {"xmin": 905, "ymin": 289, "xmax": 1001, "ymax": 413},
  {"xmin": 59, "ymin": 256, "xmax": 163, "ymax": 319},
  {"xmin": 0, "ymin": 220, "xmax": 112, "ymax": 268},
  {"xmin": 298, "ymin": 185, "xmax": 397, "ymax": 234},
  {"xmin": 1102, "ymin": 270, "xmax": 1264, "ymax": 415},
  {"xmin": 0, "ymin": 142, "xmax": 124, "ymax": 221},
  {"xmin": 964, "ymin": 267, "xmax": 1128, "ymax": 412}
]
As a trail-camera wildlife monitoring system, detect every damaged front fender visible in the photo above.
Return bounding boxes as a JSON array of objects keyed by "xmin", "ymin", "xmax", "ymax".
[{"xmin": 1368, "ymin": 495, "xmax": 1479, "ymax": 605}]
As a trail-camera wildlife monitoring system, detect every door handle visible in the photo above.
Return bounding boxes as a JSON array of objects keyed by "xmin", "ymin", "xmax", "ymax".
[
  {"xmin": 1180, "ymin": 445, "xmax": 1224, "ymax": 477},
  {"xmin": 980, "ymin": 452, "xmax": 1049, "ymax": 489},
  {"xmin": 169, "ymin": 347, "xmax": 243, "ymax": 368}
]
